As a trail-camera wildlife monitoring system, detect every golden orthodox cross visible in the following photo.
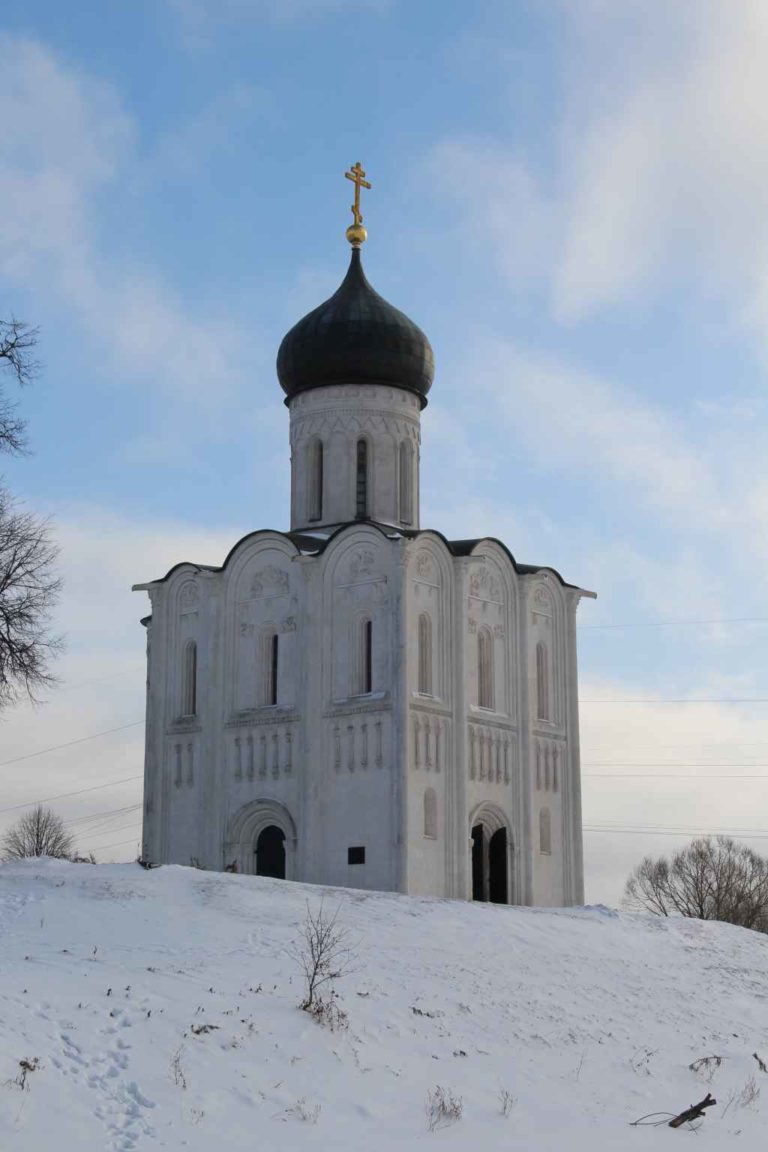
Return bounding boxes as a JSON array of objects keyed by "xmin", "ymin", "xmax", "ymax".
[{"xmin": 345, "ymin": 162, "xmax": 371, "ymax": 226}]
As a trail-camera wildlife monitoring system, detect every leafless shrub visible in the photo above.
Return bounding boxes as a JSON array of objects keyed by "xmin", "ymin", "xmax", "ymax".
[
  {"xmin": 629, "ymin": 1047, "xmax": 657, "ymax": 1076},
  {"xmin": 498, "ymin": 1086, "xmax": 515, "ymax": 1117},
  {"xmin": 170, "ymin": 1047, "xmax": 186, "ymax": 1089},
  {"xmin": 689, "ymin": 1054, "xmax": 723, "ymax": 1083},
  {"xmin": 426, "ymin": 1086, "xmax": 463, "ymax": 1132},
  {"xmin": 737, "ymin": 1076, "xmax": 760, "ymax": 1108},
  {"xmin": 1, "ymin": 806, "xmax": 73, "ymax": 862},
  {"xmin": 624, "ymin": 836, "xmax": 768, "ymax": 932},
  {"xmin": 4, "ymin": 1058, "xmax": 39, "ymax": 1091},
  {"xmin": 284, "ymin": 1097, "xmax": 321, "ymax": 1124},
  {"xmin": 304, "ymin": 989, "xmax": 348, "ymax": 1032},
  {"xmin": 290, "ymin": 899, "xmax": 355, "ymax": 1027}
]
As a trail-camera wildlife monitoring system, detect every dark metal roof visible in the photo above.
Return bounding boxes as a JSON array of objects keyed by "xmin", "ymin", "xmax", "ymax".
[
  {"xmin": 135, "ymin": 522, "xmax": 589, "ymax": 594},
  {"xmin": 276, "ymin": 248, "xmax": 435, "ymax": 407}
]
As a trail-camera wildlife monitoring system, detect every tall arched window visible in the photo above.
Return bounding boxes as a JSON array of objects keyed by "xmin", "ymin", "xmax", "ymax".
[
  {"xmin": 181, "ymin": 640, "xmax": 197, "ymax": 717},
  {"xmin": 417, "ymin": 612, "xmax": 432, "ymax": 695},
  {"xmin": 262, "ymin": 631, "xmax": 279, "ymax": 706},
  {"xmin": 539, "ymin": 807, "xmax": 552, "ymax": 855},
  {"xmin": 478, "ymin": 627, "xmax": 494, "ymax": 710},
  {"xmin": 399, "ymin": 440, "xmax": 413, "ymax": 524},
  {"xmin": 308, "ymin": 439, "xmax": 323, "ymax": 522},
  {"xmin": 355, "ymin": 438, "xmax": 368, "ymax": 519},
  {"xmin": 423, "ymin": 787, "xmax": 437, "ymax": 839},
  {"xmin": 354, "ymin": 617, "xmax": 373, "ymax": 695},
  {"xmin": 536, "ymin": 642, "xmax": 549, "ymax": 721}
]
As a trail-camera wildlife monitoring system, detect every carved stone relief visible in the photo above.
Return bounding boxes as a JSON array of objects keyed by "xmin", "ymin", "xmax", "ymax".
[
  {"xmin": 179, "ymin": 581, "xmax": 199, "ymax": 611},
  {"xmin": 469, "ymin": 566, "xmax": 502, "ymax": 602},
  {"xmin": 414, "ymin": 550, "xmax": 436, "ymax": 581},
  {"xmin": 348, "ymin": 550, "xmax": 375, "ymax": 580},
  {"xmin": 250, "ymin": 566, "xmax": 289, "ymax": 598}
]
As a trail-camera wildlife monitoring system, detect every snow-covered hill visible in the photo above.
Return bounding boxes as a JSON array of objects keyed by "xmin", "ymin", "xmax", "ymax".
[{"xmin": 1, "ymin": 861, "xmax": 767, "ymax": 1151}]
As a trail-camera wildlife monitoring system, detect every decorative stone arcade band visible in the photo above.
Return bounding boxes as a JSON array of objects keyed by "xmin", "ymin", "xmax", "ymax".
[
  {"xmin": 231, "ymin": 725, "xmax": 296, "ymax": 782},
  {"xmin": 333, "ymin": 716, "xmax": 385, "ymax": 773},
  {"xmin": 411, "ymin": 712, "xmax": 449, "ymax": 773},
  {"xmin": 535, "ymin": 740, "xmax": 561, "ymax": 792},
  {"xmin": 172, "ymin": 741, "xmax": 194, "ymax": 788},
  {"xmin": 468, "ymin": 722, "xmax": 512, "ymax": 784}
]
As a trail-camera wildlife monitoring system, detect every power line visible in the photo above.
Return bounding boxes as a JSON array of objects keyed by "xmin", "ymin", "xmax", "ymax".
[
  {"xmin": 580, "ymin": 617, "xmax": 768, "ymax": 630},
  {"xmin": 584, "ymin": 761, "xmax": 768, "ymax": 768},
  {"xmin": 585, "ymin": 741, "xmax": 768, "ymax": 750},
  {"xmin": 82, "ymin": 819, "xmax": 143, "ymax": 844},
  {"xmin": 93, "ymin": 835, "xmax": 142, "ymax": 854},
  {"xmin": 584, "ymin": 826, "xmax": 768, "ymax": 840},
  {"xmin": 0, "ymin": 773, "xmax": 143, "ymax": 816},
  {"xmin": 581, "ymin": 698, "xmax": 768, "ymax": 704},
  {"xmin": 584, "ymin": 773, "xmax": 768, "ymax": 779},
  {"xmin": 64, "ymin": 802, "xmax": 142, "ymax": 828},
  {"xmin": 66, "ymin": 806, "xmax": 143, "ymax": 838},
  {"xmin": 0, "ymin": 720, "xmax": 145, "ymax": 769}
]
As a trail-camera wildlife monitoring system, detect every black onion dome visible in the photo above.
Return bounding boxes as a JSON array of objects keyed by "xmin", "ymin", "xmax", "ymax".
[{"xmin": 277, "ymin": 248, "xmax": 435, "ymax": 407}]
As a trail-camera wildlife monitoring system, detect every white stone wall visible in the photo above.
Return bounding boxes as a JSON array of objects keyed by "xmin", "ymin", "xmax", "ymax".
[
  {"xmin": 288, "ymin": 384, "xmax": 421, "ymax": 530},
  {"xmin": 138, "ymin": 527, "xmax": 587, "ymax": 907}
]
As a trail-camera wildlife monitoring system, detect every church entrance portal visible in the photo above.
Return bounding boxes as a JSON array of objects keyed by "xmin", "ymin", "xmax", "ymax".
[
  {"xmin": 471, "ymin": 818, "xmax": 509, "ymax": 903},
  {"xmin": 255, "ymin": 825, "xmax": 286, "ymax": 879}
]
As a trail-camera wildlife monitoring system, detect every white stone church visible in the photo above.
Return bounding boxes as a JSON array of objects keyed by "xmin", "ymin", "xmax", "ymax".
[{"xmin": 135, "ymin": 173, "xmax": 594, "ymax": 905}]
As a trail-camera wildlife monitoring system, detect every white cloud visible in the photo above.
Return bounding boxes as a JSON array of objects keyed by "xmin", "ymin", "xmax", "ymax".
[
  {"xmin": 554, "ymin": 1, "xmax": 768, "ymax": 342},
  {"xmin": 428, "ymin": 4, "xmax": 768, "ymax": 357},
  {"xmin": 0, "ymin": 507, "xmax": 242, "ymax": 859},
  {"xmin": 0, "ymin": 34, "xmax": 250, "ymax": 413},
  {"xmin": 462, "ymin": 339, "xmax": 728, "ymax": 531},
  {"xmin": 424, "ymin": 139, "xmax": 555, "ymax": 293},
  {"xmin": 168, "ymin": 0, "xmax": 388, "ymax": 43},
  {"xmin": 580, "ymin": 674, "xmax": 768, "ymax": 903}
]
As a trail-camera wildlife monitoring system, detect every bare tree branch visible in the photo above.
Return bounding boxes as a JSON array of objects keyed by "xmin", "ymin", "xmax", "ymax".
[
  {"xmin": 0, "ymin": 319, "xmax": 39, "ymax": 455},
  {"xmin": 0, "ymin": 488, "xmax": 62, "ymax": 709},
  {"xmin": 625, "ymin": 836, "xmax": 768, "ymax": 933},
  {"xmin": 1, "ymin": 804, "xmax": 74, "ymax": 861}
]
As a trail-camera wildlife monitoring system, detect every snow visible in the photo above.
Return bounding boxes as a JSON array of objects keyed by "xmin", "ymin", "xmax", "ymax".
[{"xmin": 1, "ymin": 862, "xmax": 767, "ymax": 1150}]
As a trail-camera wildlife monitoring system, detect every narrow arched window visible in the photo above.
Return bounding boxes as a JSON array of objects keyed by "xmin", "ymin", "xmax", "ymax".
[
  {"xmin": 262, "ymin": 631, "xmax": 279, "ymax": 706},
  {"xmin": 478, "ymin": 627, "xmax": 494, "ymax": 709},
  {"xmin": 308, "ymin": 440, "xmax": 323, "ymax": 522},
  {"xmin": 354, "ymin": 617, "xmax": 373, "ymax": 695},
  {"xmin": 536, "ymin": 642, "xmax": 549, "ymax": 721},
  {"xmin": 424, "ymin": 787, "xmax": 437, "ymax": 839},
  {"xmin": 181, "ymin": 640, "xmax": 197, "ymax": 717},
  {"xmin": 417, "ymin": 613, "xmax": 432, "ymax": 695},
  {"xmin": 539, "ymin": 807, "xmax": 552, "ymax": 855},
  {"xmin": 399, "ymin": 440, "xmax": 413, "ymax": 524},
  {"xmin": 355, "ymin": 439, "xmax": 368, "ymax": 519}
]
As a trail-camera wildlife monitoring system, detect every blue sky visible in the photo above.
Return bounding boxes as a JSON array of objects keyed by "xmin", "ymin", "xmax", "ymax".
[{"xmin": 1, "ymin": 0, "xmax": 767, "ymax": 900}]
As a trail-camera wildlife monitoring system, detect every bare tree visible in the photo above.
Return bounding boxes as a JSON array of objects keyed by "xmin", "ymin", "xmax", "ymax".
[
  {"xmin": 624, "ymin": 836, "xmax": 768, "ymax": 932},
  {"xmin": 0, "ymin": 319, "xmax": 61, "ymax": 709},
  {"xmin": 1, "ymin": 804, "xmax": 74, "ymax": 861},
  {"xmin": 1, "ymin": 319, "xmax": 39, "ymax": 455},
  {"xmin": 290, "ymin": 899, "xmax": 355, "ymax": 1028}
]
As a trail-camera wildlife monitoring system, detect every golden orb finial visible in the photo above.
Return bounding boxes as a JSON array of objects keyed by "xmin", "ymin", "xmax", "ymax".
[{"xmin": 344, "ymin": 161, "xmax": 371, "ymax": 247}]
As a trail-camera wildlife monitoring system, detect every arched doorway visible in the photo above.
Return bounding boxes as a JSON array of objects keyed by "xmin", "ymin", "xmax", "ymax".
[
  {"xmin": 471, "ymin": 824, "xmax": 485, "ymax": 900},
  {"xmin": 226, "ymin": 799, "xmax": 297, "ymax": 878},
  {"xmin": 255, "ymin": 825, "xmax": 286, "ymax": 878},
  {"xmin": 469, "ymin": 806, "xmax": 512, "ymax": 904},
  {"xmin": 489, "ymin": 828, "xmax": 508, "ymax": 904}
]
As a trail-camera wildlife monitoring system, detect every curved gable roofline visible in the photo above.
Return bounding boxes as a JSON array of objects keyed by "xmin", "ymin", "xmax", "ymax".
[
  {"xmin": 133, "ymin": 530, "xmax": 302, "ymax": 589},
  {"xmin": 132, "ymin": 522, "xmax": 593, "ymax": 597},
  {"xmin": 444, "ymin": 536, "xmax": 580, "ymax": 591}
]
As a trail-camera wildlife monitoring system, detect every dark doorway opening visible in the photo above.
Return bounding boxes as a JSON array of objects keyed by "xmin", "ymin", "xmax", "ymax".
[
  {"xmin": 255, "ymin": 825, "xmax": 286, "ymax": 879},
  {"xmin": 471, "ymin": 824, "xmax": 485, "ymax": 901},
  {"xmin": 489, "ymin": 827, "xmax": 508, "ymax": 904}
]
